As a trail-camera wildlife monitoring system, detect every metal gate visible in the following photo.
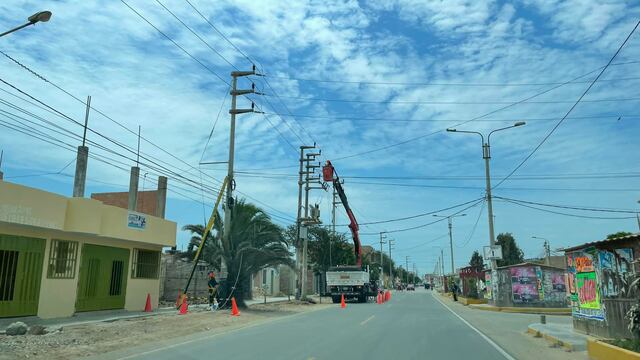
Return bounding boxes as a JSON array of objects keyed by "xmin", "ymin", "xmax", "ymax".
[
  {"xmin": 76, "ymin": 244, "xmax": 129, "ymax": 312},
  {"xmin": 0, "ymin": 234, "xmax": 45, "ymax": 318}
]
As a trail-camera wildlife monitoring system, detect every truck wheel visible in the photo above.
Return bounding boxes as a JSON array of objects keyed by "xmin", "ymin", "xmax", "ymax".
[{"xmin": 332, "ymin": 296, "xmax": 340, "ymax": 304}]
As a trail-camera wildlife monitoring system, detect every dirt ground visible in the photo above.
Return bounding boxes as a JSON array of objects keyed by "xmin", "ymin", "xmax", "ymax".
[{"xmin": 0, "ymin": 301, "xmax": 330, "ymax": 360}]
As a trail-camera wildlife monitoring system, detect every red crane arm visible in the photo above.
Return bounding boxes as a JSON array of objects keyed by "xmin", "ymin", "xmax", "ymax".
[{"xmin": 323, "ymin": 161, "xmax": 361, "ymax": 266}]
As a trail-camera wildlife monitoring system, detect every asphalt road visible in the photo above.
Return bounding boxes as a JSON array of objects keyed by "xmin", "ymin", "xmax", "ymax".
[{"xmin": 103, "ymin": 289, "xmax": 515, "ymax": 360}]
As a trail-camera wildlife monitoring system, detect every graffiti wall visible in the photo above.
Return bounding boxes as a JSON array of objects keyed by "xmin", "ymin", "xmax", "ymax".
[
  {"xmin": 567, "ymin": 247, "xmax": 635, "ymax": 321},
  {"xmin": 484, "ymin": 272, "xmax": 492, "ymax": 300},
  {"xmin": 567, "ymin": 249, "xmax": 604, "ymax": 320},
  {"xmin": 507, "ymin": 266, "xmax": 566, "ymax": 305},
  {"xmin": 510, "ymin": 267, "xmax": 539, "ymax": 303}
]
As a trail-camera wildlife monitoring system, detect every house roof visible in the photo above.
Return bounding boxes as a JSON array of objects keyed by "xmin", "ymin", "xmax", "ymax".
[
  {"xmin": 563, "ymin": 233, "xmax": 640, "ymax": 252},
  {"xmin": 496, "ymin": 262, "xmax": 565, "ymax": 271}
]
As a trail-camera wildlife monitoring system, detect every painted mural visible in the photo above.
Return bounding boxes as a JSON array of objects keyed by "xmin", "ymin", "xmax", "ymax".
[
  {"xmin": 599, "ymin": 248, "xmax": 635, "ymax": 298},
  {"xmin": 567, "ymin": 248, "xmax": 605, "ymax": 320},
  {"xmin": 510, "ymin": 267, "xmax": 539, "ymax": 303}
]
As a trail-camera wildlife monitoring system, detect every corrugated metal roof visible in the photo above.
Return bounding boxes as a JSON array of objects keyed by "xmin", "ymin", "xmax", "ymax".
[{"xmin": 563, "ymin": 233, "xmax": 640, "ymax": 252}]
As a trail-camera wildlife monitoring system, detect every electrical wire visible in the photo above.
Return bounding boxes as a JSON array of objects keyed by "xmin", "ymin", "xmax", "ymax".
[
  {"xmin": 492, "ymin": 20, "xmax": 640, "ymax": 190},
  {"xmin": 496, "ymin": 198, "xmax": 637, "ymax": 220},
  {"xmin": 493, "ymin": 196, "xmax": 640, "ymax": 214},
  {"xmin": 456, "ymin": 199, "xmax": 486, "ymax": 248}
]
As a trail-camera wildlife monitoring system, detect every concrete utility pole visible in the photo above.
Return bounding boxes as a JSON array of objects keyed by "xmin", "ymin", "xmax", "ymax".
[
  {"xmin": 128, "ymin": 125, "xmax": 142, "ymax": 211},
  {"xmin": 388, "ymin": 238, "xmax": 395, "ymax": 287},
  {"xmin": 223, "ymin": 68, "xmax": 256, "ymax": 277},
  {"xmin": 447, "ymin": 122, "xmax": 526, "ymax": 301},
  {"xmin": 379, "ymin": 232, "xmax": 386, "ymax": 287},
  {"xmin": 301, "ymin": 151, "xmax": 322, "ymax": 299},
  {"xmin": 73, "ymin": 96, "xmax": 91, "ymax": 198},
  {"xmin": 440, "ymin": 248, "xmax": 445, "ymax": 287},
  {"xmin": 0, "ymin": 150, "xmax": 4, "ymax": 180},
  {"xmin": 330, "ymin": 184, "xmax": 339, "ymax": 267},
  {"xmin": 434, "ymin": 214, "xmax": 466, "ymax": 275},
  {"xmin": 405, "ymin": 256, "xmax": 410, "ymax": 284},
  {"xmin": 532, "ymin": 236, "xmax": 551, "ymax": 265}
]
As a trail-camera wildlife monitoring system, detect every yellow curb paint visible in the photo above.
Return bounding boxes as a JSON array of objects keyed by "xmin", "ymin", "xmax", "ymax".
[{"xmin": 588, "ymin": 339, "xmax": 640, "ymax": 360}]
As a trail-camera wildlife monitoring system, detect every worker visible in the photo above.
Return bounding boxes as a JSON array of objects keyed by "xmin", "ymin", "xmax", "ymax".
[{"xmin": 208, "ymin": 271, "xmax": 219, "ymax": 311}]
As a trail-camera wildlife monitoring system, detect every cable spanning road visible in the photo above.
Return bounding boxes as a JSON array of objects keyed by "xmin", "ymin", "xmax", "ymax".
[{"xmin": 98, "ymin": 290, "xmax": 514, "ymax": 360}]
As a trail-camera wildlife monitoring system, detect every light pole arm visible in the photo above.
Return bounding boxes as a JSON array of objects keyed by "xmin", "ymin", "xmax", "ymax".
[{"xmin": 0, "ymin": 22, "xmax": 32, "ymax": 38}]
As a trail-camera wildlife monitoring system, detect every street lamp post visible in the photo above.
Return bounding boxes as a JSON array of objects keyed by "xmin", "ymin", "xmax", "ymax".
[
  {"xmin": 532, "ymin": 236, "xmax": 551, "ymax": 265},
  {"xmin": 0, "ymin": 11, "xmax": 52, "ymax": 38},
  {"xmin": 446, "ymin": 122, "xmax": 526, "ymax": 296},
  {"xmin": 433, "ymin": 213, "xmax": 467, "ymax": 275}
]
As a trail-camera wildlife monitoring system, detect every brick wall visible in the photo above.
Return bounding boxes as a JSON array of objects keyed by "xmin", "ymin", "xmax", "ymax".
[{"xmin": 91, "ymin": 190, "xmax": 158, "ymax": 216}]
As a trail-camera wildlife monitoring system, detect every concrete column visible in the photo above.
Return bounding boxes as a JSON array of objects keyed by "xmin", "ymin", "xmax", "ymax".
[
  {"xmin": 72, "ymin": 146, "xmax": 89, "ymax": 197},
  {"xmin": 156, "ymin": 176, "xmax": 167, "ymax": 218},
  {"xmin": 128, "ymin": 166, "xmax": 140, "ymax": 211}
]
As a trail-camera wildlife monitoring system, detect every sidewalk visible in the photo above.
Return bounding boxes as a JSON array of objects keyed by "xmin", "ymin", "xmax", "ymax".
[
  {"xmin": 434, "ymin": 291, "xmax": 586, "ymax": 360},
  {"xmin": 468, "ymin": 303, "xmax": 572, "ymax": 315},
  {"xmin": 528, "ymin": 322, "xmax": 590, "ymax": 351},
  {"xmin": 0, "ymin": 295, "xmax": 304, "ymax": 333}
]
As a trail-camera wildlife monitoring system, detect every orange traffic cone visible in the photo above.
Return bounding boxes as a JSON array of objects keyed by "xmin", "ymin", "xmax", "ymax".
[
  {"xmin": 385, "ymin": 291, "xmax": 390, "ymax": 302},
  {"xmin": 178, "ymin": 298, "xmax": 188, "ymax": 315},
  {"xmin": 377, "ymin": 292, "xmax": 382, "ymax": 304},
  {"xmin": 340, "ymin": 294, "xmax": 346, "ymax": 308},
  {"xmin": 231, "ymin": 297, "xmax": 240, "ymax": 316},
  {"xmin": 175, "ymin": 290, "xmax": 182, "ymax": 309},
  {"xmin": 144, "ymin": 293, "xmax": 152, "ymax": 312}
]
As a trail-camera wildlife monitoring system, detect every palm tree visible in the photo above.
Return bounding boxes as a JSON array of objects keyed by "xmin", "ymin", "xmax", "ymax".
[{"xmin": 182, "ymin": 199, "xmax": 293, "ymax": 308}]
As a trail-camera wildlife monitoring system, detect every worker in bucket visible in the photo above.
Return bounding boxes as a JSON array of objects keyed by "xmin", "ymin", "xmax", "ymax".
[{"xmin": 208, "ymin": 271, "xmax": 219, "ymax": 311}]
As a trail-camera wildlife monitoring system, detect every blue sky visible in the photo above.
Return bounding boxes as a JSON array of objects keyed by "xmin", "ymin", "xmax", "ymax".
[{"xmin": 1, "ymin": 0, "xmax": 639, "ymax": 274}]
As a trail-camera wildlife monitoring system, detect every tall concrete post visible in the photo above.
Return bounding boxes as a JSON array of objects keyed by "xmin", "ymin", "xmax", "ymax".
[
  {"xmin": 156, "ymin": 176, "xmax": 167, "ymax": 218},
  {"xmin": 72, "ymin": 146, "xmax": 89, "ymax": 197},
  {"xmin": 128, "ymin": 166, "xmax": 140, "ymax": 211}
]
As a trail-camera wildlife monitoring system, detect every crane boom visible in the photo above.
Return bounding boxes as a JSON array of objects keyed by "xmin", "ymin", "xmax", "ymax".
[{"xmin": 323, "ymin": 161, "xmax": 361, "ymax": 266}]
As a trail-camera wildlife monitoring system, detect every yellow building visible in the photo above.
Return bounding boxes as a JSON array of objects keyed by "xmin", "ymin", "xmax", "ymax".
[{"xmin": 0, "ymin": 181, "xmax": 176, "ymax": 319}]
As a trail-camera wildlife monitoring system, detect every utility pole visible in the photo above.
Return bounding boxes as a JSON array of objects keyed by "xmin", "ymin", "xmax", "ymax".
[
  {"xmin": 440, "ymin": 248, "xmax": 445, "ymax": 289},
  {"xmin": 532, "ymin": 236, "xmax": 551, "ymax": 266},
  {"xmin": 405, "ymin": 256, "xmax": 410, "ymax": 284},
  {"xmin": 295, "ymin": 144, "xmax": 315, "ymax": 299},
  {"xmin": 379, "ymin": 232, "xmax": 386, "ymax": 288},
  {"xmin": 330, "ymin": 183, "xmax": 340, "ymax": 267},
  {"xmin": 446, "ymin": 121, "xmax": 526, "ymax": 303},
  {"xmin": 223, "ymin": 67, "xmax": 256, "ymax": 278},
  {"xmin": 296, "ymin": 146, "xmax": 323, "ymax": 300},
  {"xmin": 388, "ymin": 238, "xmax": 394, "ymax": 288},
  {"xmin": 434, "ymin": 214, "xmax": 466, "ymax": 276}
]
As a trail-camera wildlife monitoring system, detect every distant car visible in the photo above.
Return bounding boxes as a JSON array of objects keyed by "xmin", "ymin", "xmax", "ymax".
[
  {"xmin": 424, "ymin": 283, "xmax": 430, "ymax": 290},
  {"xmin": 407, "ymin": 283, "xmax": 415, "ymax": 291}
]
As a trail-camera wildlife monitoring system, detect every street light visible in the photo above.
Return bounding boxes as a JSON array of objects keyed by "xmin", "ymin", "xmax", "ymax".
[
  {"xmin": 1, "ymin": 11, "xmax": 52, "ymax": 38},
  {"xmin": 433, "ymin": 213, "xmax": 467, "ymax": 275},
  {"xmin": 532, "ymin": 236, "xmax": 551, "ymax": 265},
  {"xmin": 446, "ymin": 122, "xmax": 526, "ymax": 284}
]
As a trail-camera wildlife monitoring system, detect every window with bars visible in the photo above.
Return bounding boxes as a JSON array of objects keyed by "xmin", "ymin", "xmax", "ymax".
[
  {"xmin": 132, "ymin": 249, "xmax": 160, "ymax": 279},
  {"xmin": 47, "ymin": 240, "xmax": 78, "ymax": 279}
]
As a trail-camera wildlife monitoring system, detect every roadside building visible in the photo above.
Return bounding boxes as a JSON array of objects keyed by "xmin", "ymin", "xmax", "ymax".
[
  {"xmin": 159, "ymin": 253, "xmax": 212, "ymax": 303},
  {"xmin": 458, "ymin": 265, "xmax": 485, "ymax": 298},
  {"xmin": 489, "ymin": 262, "xmax": 568, "ymax": 308},
  {"xmin": 0, "ymin": 181, "xmax": 176, "ymax": 319},
  {"xmin": 564, "ymin": 233, "xmax": 639, "ymax": 338},
  {"xmin": 251, "ymin": 266, "xmax": 281, "ymax": 296}
]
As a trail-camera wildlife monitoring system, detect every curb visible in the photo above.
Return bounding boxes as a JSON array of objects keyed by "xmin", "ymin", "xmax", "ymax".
[
  {"xmin": 588, "ymin": 339, "xmax": 640, "ymax": 360},
  {"xmin": 527, "ymin": 326, "xmax": 577, "ymax": 351},
  {"xmin": 469, "ymin": 304, "xmax": 571, "ymax": 315}
]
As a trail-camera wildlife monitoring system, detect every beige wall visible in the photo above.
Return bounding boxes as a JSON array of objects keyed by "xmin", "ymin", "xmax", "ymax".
[
  {"xmin": 0, "ymin": 223, "xmax": 164, "ymax": 319},
  {"xmin": 0, "ymin": 181, "xmax": 176, "ymax": 247}
]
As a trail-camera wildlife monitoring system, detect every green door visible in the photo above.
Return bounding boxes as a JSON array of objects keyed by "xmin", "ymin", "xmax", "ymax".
[
  {"xmin": 0, "ymin": 234, "xmax": 45, "ymax": 318},
  {"xmin": 76, "ymin": 244, "xmax": 129, "ymax": 312}
]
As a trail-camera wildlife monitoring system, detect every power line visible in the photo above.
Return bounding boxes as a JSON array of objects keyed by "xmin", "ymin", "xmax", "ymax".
[
  {"xmin": 120, "ymin": 0, "xmax": 230, "ymax": 86},
  {"xmin": 492, "ymin": 20, "xmax": 640, "ymax": 190},
  {"xmin": 497, "ymin": 198, "xmax": 637, "ymax": 220},
  {"xmin": 327, "ymin": 61, "xmax": 640, "ymax": 162},
  {"xmin": 263, "ymin": 112, "xmax": 640, "ymax": 123},
  {"xmin": 395, "ymin": 234, "xmax": 449, "ymax": 252},
  {"xmin": 493, "ymin": 196, "xmax": 640, "ymax": 214},
  {"xmin": 360, "ymin": 199, "xmax": 484, "ymax": 235},
  {"xmin": 261, "ymin": 61, "xmax": 640, "ymax": 86},
  {"xmin": 333, "ymin": 197, "xmax": 483, "ymax": 226},
  {"xmin": 263, "ymin": 93, "xmax": 640, "ymax": 105},
  {"xmin": 457, "ymin": 199, "xmax": 486, "ymax": 248}
]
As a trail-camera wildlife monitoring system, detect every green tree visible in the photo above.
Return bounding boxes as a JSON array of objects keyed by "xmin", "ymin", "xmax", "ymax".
[
  {"xmin": 182, "ymin": 199, "xmax": 293, "ymax": 308},
  {"xmin": 469, "ymin": 250, "xmax": 484, "ymax": 268},
  {"xmin": 607, "ymin": 231, "xmax": 633, "ymax": 239},
  {"xmin": 283, "ymin": 225, "xmax": 356, "ymax": 272},
  {"xmin": 496, "ymin": 233, "xmax": 524, "ymax": 267}
]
